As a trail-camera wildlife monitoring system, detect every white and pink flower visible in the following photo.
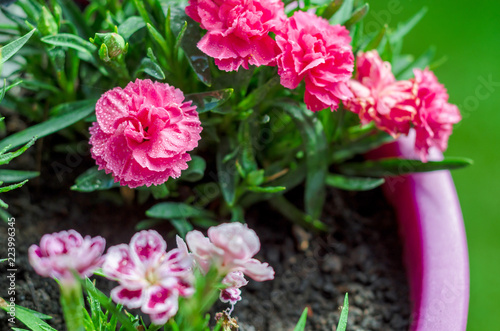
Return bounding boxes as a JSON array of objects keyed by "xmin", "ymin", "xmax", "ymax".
[
  {"xmin": 103, "ymin": 230, "xmax": 193, "ymax": 325},
  {"xmin": 220, "ymin": 271, "xmax": 248, "ymax": 305},
  {"xmin": 185, "ymin": 222, "xmax": 274, "ymax": 281},
  {"xmin": 28, "ymin": 230, "xmax": 105, "ymax": 283}
]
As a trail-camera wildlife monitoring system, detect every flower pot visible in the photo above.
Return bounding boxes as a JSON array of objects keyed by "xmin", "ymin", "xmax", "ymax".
[{"xmin": 369, "ymin": 131, "xmax": 469, "ymax": 330}]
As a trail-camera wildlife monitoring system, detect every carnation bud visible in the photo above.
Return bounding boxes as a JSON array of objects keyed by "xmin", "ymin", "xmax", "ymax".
[
  {"xmin": 37, "ymin": 6, "xmax": 58, "ymax": 36},
  {"xmin": 90, "ymin": 32, "xmax": 128, "ymax": 62}
]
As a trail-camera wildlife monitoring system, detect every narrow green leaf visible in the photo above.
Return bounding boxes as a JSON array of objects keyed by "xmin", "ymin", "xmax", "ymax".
[
  {"xmin": 0, "ymin": 29, "xmax": 36, "ymax": 65},
  {"xmin": 217, "ymin": 139, "xmax": 238, "ymax": 207},
  {"xmin": 0, "ymin": 207, "xmax": 12, "ymax": 222},
  {"xmin": 41, "ymin": 33, "xmax": 97, "ymax": 61},
  {"xmin": 20, "ymin": 80, "xmax": 60, "ymax": 94},
  {"xmin": 0, "ymin": 301, "xmax": 56, "ymax": 331},
  {"xmin": 390, "ymin": 7, "xmax": 428, "ymax": 43},
  {"xmin": 0, "ymin": 80, "xmax": 23, "ymax": 103},
  {"xmin": 55, "ymin": 0, "xmax": 92, "ymax": 37},
  {"xmin": 344, "ymin": 4, "xmax": 369, "ymax": 29},
  {"xmin": 280, "ymin": 101, "xmax": 328, "ymax": 220},
  {"xmin": 330, "ymin": 131, "xmax": 394, "ymax": 163},
  {"xmin": 320, "ymin": 0, "xmax": 344, "ymax": 20},
  {"xmin": 80, "ymin": 278, "xmax": 137, "ymax": 331},
  {"xmin": 71, "ymin": 167, "xmax": 119, "ymax": 192},
  {"xmin": 392, "ymin": 54, "xmax": 414, "ymax": 77},
  {"xmin": 181, "ymin": 17, "xmax": 212, "ymax": 86},
  {"xmin": 136, "ymin": 57, "xmax": 166, "ymax": 80},
  {"xmin": 247, "ymin": 186, "xmax": 286, "ymax": 193},
  {"xmin": 0, "ymin": 138, "xmax": 35, "ymax": 165},
  {"xmin": 237, "ymin": 76, "xmax": 279, "ymax": 112},
  {"xmin": 118, "ymin": 16, "xmax": 146, "ymax": 40},
  {"xmin": 174, "ymin": 21, "xmax": 188, "ymax": 57},
  {"xmin": 398, "ymin": 47, "xmax": 436, "ymax": 80},
  {"xmin": 0, "ymin": 170, "xmax": 39, "ymax": 183},
  {"xmin": 364, "ymin": 25, "xmax": 387, "ymax": 51},
  {"xmin": 337, "ymin": 293, "xmax": 349, "ymax": 331},
  {"xmin": 0, "ymin": 99, "xmax": 96, "ymax": 151},
  {"xmin": 179, "ymin": 155, "xmax": 206, "ymax": 182},
  {"xmin": 147, "ymin": 202, "xmax": 213, "ymax": 219},
  {"xmin": 338, "ymin": 157, "xmax": 473, "ymax": 177},
  {"xmin": 0, "ymin": 180, "xmax": 28, "ymax": 193},
  {"xmin": 326, "ymin": 174, "xmax": 384, "ymax": 191},
  {"xmin": 146, "ymin": 23, "xmax": 168, "ymax": 51},
  {"xmin": 131, "ymin": 0, "xmax": 153, "ymax": 26},
  {"xmin": 330, "ymin": 0, "xmax": 354, "ymax": 25},
  {"xmin": 186, "ymin": 89, "xmax": 233, "ymax": 114},
  {"xmin": 270, "ymin": 196, "xmax": 328, "ymax": 232},
  {"xmin": 293, "ymin": 307, "xmax": 309, "ymax": 331}
]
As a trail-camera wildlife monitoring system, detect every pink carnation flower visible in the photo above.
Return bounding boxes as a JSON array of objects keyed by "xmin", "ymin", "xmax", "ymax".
[
  {"xmin": 220, "ymin": 271, "xmax": 248, "ymax": 305},
  {"xmin": 103, "ymin": 231, "xmax": 193, "ymax": 325},
  {"xmin": 345, "ymin": 50, "xmax": 417, "ymax": 136},
  {"xmin": 29, "ymin": 230, "xmax": 105, "ymax": 283},
  {"xmin": 186, "ymin": 0, "xmax": 286, "ymax": 71},
  {"xmin": 275, "ymin": 11, "xmax": 354, "ymax": 111},
  {"xmin": 412, "ymin": 68, "xmax": 461, "ymax": 161},
  {"xmin": 89, "ymin": 79, "xmax": 202, "ymax": 188},
  {"xmin": 185, "ymin": 223, "xmax": 274, "ymax": 282}
]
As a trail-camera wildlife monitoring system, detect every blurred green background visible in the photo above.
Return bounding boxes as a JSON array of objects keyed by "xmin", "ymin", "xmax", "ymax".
[{"xmin": 365, "ymin": 0, "xmax": 500, "ymax": 329}]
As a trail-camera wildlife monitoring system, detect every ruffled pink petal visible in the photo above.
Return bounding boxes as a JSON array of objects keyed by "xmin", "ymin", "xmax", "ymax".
[
  {"xmin": 276, "ymin": 11, "xmax": 354, "ymax": 111},
  {"xmin": 187, "ymin": 0, "xmax": 285, "ymax": 71},
  {"xmin": 95, "ymin": 87, "xmax": 132, "ymax": 134},
  {"xmin": 208, "ymin": 223, "xmax": 260, "ymax": 260},
  {"xmin": 142, "ymin": 285, "xmax": 179, "ymax": 315},
  {"xmin": 220, "ymin": 287, "xmax": 242, "ymax": 304},
  {"xmin": 186, "ymin": 230, "xmax": 224, "ymax": 273},
  {"xmin": 240, "ymin": 258, "xmax": 275, "ymax": 282},
  {"xmin": 222, "ymin": 271, "xmax": 248, "ymax": 288},
  {"xmin": 89, "ymin": 79, "xmax": 202, "ymax": 188},
  {"xmin": 111, "ymin": 286, "xmax": 144, "ymax": 309},
  {"xmin": 29, "ymin": 230, "xmax": 105, "ymax": 281},
  {"xmin": 129, "ymin": 230, "xmax": 167, "ymax": 266},
  {"xmin": 102, "ymin": 244, "xmax": 142, "ymax": 287}
]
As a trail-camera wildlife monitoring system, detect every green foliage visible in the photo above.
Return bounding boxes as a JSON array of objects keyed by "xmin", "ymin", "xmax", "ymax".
[
  {"xmin": 293, "ymin": 308, "xmax": 309, "ymax": 331},
  {"xmin": 337, "ymin": 293, "xmax": 349, "ymax": 331},
  {"xmin": 0, "ymin": 28, "xmax": 36, "ymax": 67},
  {"xmin": 80, "ymin": 278, "xmax": 139, "ymax": 331},
  {"xmin": 338, "ymin": 157, "xmax": 473, "ymax": 177},
  {"xmin": 0, "ymin": 299, "xmax": 56, "ymax": 331},
  {"xmin": 71, "ymin": 167, "xmax": 120, "ymax": 192}
]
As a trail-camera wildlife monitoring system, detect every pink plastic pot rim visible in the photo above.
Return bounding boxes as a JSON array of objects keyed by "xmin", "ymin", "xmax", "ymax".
[{"xmin": 370, "ymin": 131, "xmax": 470, "ymax": 331}]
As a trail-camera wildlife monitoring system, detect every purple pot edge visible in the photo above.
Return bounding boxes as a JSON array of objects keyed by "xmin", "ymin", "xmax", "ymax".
[{"xmin": 368, "ymin": 131, "xmax": 470, "ymax": 331}]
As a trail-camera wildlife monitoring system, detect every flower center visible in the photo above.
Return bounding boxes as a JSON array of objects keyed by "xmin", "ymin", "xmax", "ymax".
[{"xmin": 145, "ymin": 268, "xmax": 158, "ymax": 285}]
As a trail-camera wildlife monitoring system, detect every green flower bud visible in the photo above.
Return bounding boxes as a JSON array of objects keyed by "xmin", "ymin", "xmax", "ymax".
[
  {"xmin": 37, "ymin": 6, "xmax": 58, "ymax": 36},
  {"xmin": 90, "ymin": 33, "xmax": 128, "ymax": 62}
]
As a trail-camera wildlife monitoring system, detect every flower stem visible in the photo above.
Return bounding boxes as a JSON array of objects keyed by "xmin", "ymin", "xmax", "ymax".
[{"xmin": 60, "ymin": 280, "xmax": 85, "ymax": 331}]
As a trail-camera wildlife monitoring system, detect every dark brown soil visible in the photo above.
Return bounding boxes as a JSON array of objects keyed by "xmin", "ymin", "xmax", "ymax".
[
  {"xmin": 233, "ymin": 188, "xmax": 411, "ymax": 331},
  {"xmin": 0, "ymin": 150, "xmax": 411, "ymax": 330}
]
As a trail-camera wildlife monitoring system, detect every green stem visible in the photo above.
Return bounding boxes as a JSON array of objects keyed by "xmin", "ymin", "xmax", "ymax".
[{"xmin": 60, "ymin": 280, "xmax": 85, "ymax": 331}]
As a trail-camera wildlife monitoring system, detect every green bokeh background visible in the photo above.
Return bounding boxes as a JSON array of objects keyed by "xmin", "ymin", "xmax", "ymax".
[{"xmin": 365, "ymin": 1, "xmax": 500, "ymax": 329}]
